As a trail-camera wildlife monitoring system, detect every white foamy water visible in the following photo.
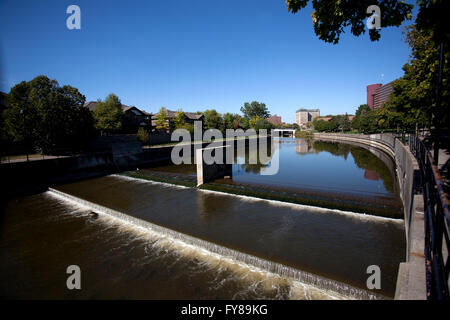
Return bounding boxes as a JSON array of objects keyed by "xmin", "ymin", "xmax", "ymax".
[{"xmin": 47, "ymin": 188, "xmax": 384, "ymax": 300}]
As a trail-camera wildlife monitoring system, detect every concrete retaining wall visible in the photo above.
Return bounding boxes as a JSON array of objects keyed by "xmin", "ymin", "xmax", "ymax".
[
  {"xmin": 314, "ymin": 133, "xmax": 425, "ymax": 299},
  {"xmin": 0, "ymin": 152, "xmax": 115, "ymax": 198}
]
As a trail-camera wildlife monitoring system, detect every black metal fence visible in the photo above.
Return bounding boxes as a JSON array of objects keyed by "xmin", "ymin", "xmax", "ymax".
[{"xmin": 408, "ymin": 134, "xmax": 450, "ymax": 300}]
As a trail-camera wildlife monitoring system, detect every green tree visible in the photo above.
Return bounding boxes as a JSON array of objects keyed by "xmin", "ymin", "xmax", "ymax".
[
  {"xmin": 174, "ymin": 109, "xmax": 186, "ymax": 129},
  {"xmin": 415, "ymin": 0, "xmax": 450, "ymax": 44},
  {"xmin": 155, "ymin": 107, "xmax": 169, "ymax": 131},
  {"xmin": 239, "ymin": 117, "xmax": 250, "ymax": 130},
  {"xmin": 203, "ymin": 109, "xmax": 224, "ymax": 130},
  {"xmin": 358, "ymin": 109, "xmax": 378, "ymax": 133},
  {"xmin": 4, "ymin": 75, "xmax": 94, "ymax": 154},
  {"xmin": 388, "ymin": 25, "xmax": 449, "ymax": 128},
  {"xmin": 375, "ymin": 103, "xmax": 405, "ymax": 130},
  {"xmin": 249, "ymin": 116, "xmax": 274, "ymax": 133},
  {"xmin": 93, "ymin": 94, "xmax": 124, "ymax": 135},
  {"xmin": 173, "ymin": 109, "xmax": 194, "ymax": 134},
  {"xmin": 351, "ymin": 104, "xmax": 371, "ymax": 132},
  {"xmin": 4, "ymin": 81, "xmax": 39, "ymax": 153},
  {"xmin": 137, "ymin": 127, "xmax": 149, "ymax": 145},
  {"xmin": 340, "ymin": 114, "xmax": 352, "ymax": 132},
  {"xmin": 240, "ymin": 101, "xmax": 270, "ymax": 120},
  {"xmin": 286, "ymin": 0, "xmax": 413, "ymax": 44},
  {"xmin": 223, "ymin": 113, "xmax": 240, "ymax": 130}
]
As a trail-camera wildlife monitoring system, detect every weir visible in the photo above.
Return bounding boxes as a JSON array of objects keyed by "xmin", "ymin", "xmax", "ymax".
[
  {"xmin": 0, "ymin": 135, "xmax": 409, "ymax": 300},
  {"xmin": 48, "ymin": 187, "xmax": 386, "ymax": 300}
]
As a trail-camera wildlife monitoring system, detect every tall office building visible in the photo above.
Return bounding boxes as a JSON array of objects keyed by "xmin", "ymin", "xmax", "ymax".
[
  {"xmin": 367, "ymin": 82, "xmax": 394, "ymax": 109},
  {"xmin": 296, "ymin": 108, "xmax": 320, "ymax": 128}
]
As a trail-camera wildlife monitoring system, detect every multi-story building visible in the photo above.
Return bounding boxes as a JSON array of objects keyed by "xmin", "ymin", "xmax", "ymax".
[
  {"xmin": 367, "ymin": 82, "xmax": 394, "ymax": 109},
  {"xmin": 296, "ymin": 108, "xmax": 320, "ymax": 128}
]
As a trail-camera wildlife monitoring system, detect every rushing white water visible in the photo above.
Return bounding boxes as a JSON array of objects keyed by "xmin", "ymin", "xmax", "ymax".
[
  {"xmin": 112, "ymin": 173, "xmax": 404, "ymax": 225},
  {"xmin": 47, "ymin": 187, "xmax": 386, "ymax": 300}
]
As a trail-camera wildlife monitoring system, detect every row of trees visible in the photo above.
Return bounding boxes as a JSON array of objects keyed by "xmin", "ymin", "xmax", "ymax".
[
  {"xmin": 152, "ymin": 101, "xmax": 277, "ymax": 135},
  {"xmin": 1, "ymin": 75, "xmax": 285, "ymax": 154},
  {"xmin": 313, "ymin": 114, "xmax": 352, "ymax": 133}
]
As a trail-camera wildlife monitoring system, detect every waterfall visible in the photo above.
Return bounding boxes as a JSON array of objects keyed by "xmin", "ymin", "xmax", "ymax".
[
  {"xmin": 48, "ymin": 187, "xmax": 387, "ymax": 300},
  {"xmin": 114, "ymin": 173, "xmax": 403, "ymax": 224}
]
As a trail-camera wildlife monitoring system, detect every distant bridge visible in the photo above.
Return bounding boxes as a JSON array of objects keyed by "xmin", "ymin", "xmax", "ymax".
[{"xmin": 274, "ymin": 129, "xmax": 296, "ymax": 137}]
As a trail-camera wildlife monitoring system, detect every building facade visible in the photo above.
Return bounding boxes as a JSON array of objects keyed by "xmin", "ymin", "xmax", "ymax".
[
  {"xmin": 367, "ymin": 82, "xmax": 394, "ymax": 109},
  {"xmin": 296, "ymin": 108, "xmax": 320, "ymax": 128}
]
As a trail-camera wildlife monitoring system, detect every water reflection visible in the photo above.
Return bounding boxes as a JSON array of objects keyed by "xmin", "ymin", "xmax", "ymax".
[{"xmin": 232, "ymin": 138, "xmax": 398, "ymax": 198}]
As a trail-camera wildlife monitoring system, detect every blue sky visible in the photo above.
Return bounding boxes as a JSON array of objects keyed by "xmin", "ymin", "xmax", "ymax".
[{"xmin": 0, "ymin": 0, "xmax": 417, "ymax": 123}]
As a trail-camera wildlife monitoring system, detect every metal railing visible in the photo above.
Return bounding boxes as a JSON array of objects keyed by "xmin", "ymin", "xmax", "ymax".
[{"xmin": 409, "ymin": 134, "xmax": 450, "ymax": 300}]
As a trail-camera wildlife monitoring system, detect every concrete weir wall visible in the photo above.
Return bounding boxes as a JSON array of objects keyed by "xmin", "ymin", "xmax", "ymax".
[
  {"xmin": 314, "ymin": 133, "xmax": 425, "ymax": 300},
  {"xmin": 196, "ymin": 145, "xmax": 232, "ymax": 186},
  {"xmin": 194, "ymin": 136, "xmax": 271, "ymax": 186}
]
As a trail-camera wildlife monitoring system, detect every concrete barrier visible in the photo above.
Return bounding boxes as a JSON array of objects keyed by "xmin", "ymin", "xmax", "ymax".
[
  {"xmin": 196, "ymin": 145, "xmax": 232, "ymax": 186},
  {"xmin": 313, "ymin": 133, "xmax": 425, "ymax": 299}
]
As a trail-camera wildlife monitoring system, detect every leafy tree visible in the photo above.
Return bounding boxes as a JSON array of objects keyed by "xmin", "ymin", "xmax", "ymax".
[
  {"xmin": 358, "ymin": 109, "xmax": 378, "ymax": 133},
  {"xmin": 388, "ymin": 25, "xmax": 449, "ymax": 128},
  {"xmin": 286, "ymin": 0, "xmax": 413, "ymax": 43},
  {"xmin": 137, "ymin": 127, "xmax": 149, "ymax": 145},
  {"xmin": 351, "ymin": 104, "xmax": 371, "ymax": 132},
  {"xmin": 240, "ymin": 101, "xmax": 270, "ymax": 120},
  {"xmin": 173, "ymin": 109, "xmax": 194, "ymax": 134},
  {"xmin": 155, "ymin": 107, "xmax": 169, "ymax": 131},
  {"xmin": 4, "ymin": 81, "xmax": 39, "ymax": 152},
  {"xmin": 375, "ymin": 103, "xmax": 405, "ymax": 130},
  {"xmin": 4, "ymin": 75, "xmax": 94, "ymax": 154},
  {"xmin": 239, "ymin": 117, "xmax": 250, "ymax": 130},
  {"xmin": 415, "ymin": 0, "xmax": 450, "ymax": 44},
  {"xmin": 249, "ymin": 116, "xmax": 274, "ymax": 133},
  {"xmin": 223, "ymin": 113, "xmax": 240, "ymax": 130},
  {"xmin": 340, "ymin": 114, "xmax": 352, "ymax": 132},
  {"xmin": 203, "ymin": 109, "xmax": 224, "ymax": 130},
  {"xmin": 93, "ymin": 94, "xmax": 124, "ymax": 135},
  {"xmin": 174, "ymin": 109, "xmax": 186, "ymax": 129}
]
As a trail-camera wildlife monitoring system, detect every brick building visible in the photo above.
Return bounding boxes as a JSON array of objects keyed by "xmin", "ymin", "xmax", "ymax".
[{"xmin": 367, "ymin": 82, "xmax": 394, "ymax": 109}]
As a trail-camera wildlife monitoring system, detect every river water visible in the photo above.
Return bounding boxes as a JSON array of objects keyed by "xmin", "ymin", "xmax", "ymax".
[{"xmin": 0, "ymin": 139, "xmax": 406, "ymax": 299}]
